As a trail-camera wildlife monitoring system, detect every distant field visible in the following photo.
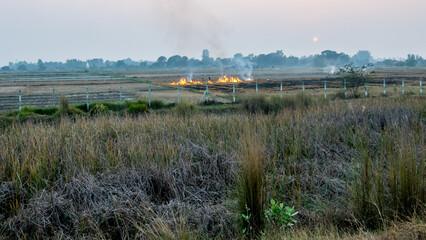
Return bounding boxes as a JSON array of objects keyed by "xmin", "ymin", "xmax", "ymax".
[{"xmin": 0, "ymin": 68, "xmax": 424, "ymax": 111}]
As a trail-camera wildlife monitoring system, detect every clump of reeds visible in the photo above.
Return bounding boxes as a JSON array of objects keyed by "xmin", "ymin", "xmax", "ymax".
[
  {"xmin": 175, "ymin": 101, "xmax": 197, "ymax": 117},
  {"xmin": 241, "ymin": 92, "xmax": 314, "ymax": 114},
  {"xmin": 237, "ymin": 129, "xmax": 266, "ymax": 238}
]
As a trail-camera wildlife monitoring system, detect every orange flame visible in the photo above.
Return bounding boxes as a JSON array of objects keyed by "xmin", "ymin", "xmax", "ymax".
[
  {"xmin": 171, "ymin": 75, "xmax": 252, "ymax": 85},
  {"xmin": 216, "ymin": 75, "xmax": 244, "ymax": 83},
  {"xmin": 171, "ymin": 78, "xmax": 202, "ymax": 85}
]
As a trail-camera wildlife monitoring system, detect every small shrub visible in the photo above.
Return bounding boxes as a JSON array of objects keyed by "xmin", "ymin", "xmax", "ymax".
[
  {"xmin": 74, "ymin": 103, "xmax": 87, "ymax": 112},
  {"xmin": 127, "ymin": 103, "xmax": 148, "ymax": 114},
  {"xmin": 33, "ymin": 107, "xmax": 58, "ymax": 116},
  {"xmin": 150, "ymin": 99, "xmax": 165, "ymax": 109},
  {"xmin": 101, "ymin": 102, "xmax": 125, "ymax": 112},
  {"xmin": 136, "ymin": 99, "xmax": 149, "ymax": 106},
  {"xmin": 17, "ymin": 107, "xmax": 37, "ymax": 118},
  {"xmin": 89, "ymin": 103, "xmax": 109, "ymax": 116},
  {"xmin": 124, "ymin": 99, "xmax": 148, "ymax": 108},
  {"xmin": 7, "ymin": 106, "xmax": 58, "ymax": 118},
  {"xmin": 337, "ymin": 63, "xmax": 374, "ymax": 98},
  {"xmin": 68, "ymin": 106, "xmax": 84, "ymax": 116},
  {"xmin": 264, "ymin": 199, "xmax": 298, "ymax": 228}
]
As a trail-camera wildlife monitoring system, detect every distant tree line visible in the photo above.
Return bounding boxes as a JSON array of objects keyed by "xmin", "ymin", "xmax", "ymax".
[{"xmin": 2, "ymin": 50, "xmax": 426, "ymax": 72}]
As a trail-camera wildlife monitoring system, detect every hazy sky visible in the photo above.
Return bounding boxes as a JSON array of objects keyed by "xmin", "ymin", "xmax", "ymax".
[{"xmin": 1, "ymin": 0, "xmax": 425, "ymax": 65}]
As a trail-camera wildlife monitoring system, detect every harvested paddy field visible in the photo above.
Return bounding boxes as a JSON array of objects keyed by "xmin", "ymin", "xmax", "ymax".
[{"xmin": 1, "ymin": 68, "xmax": 424, "ymax": 112}]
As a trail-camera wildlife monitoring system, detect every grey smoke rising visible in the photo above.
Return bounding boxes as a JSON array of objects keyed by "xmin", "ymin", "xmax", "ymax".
[
  {"xmin": 150, "ymin": 0, "xmax": 228, "ymax": 57},
  {"xmin": 187, "ymin": 71, "xmax": 193, "ymax": 81},
  {"xmin": 233, "ymin": 57, "xmax": 253, "ymax": 80}
]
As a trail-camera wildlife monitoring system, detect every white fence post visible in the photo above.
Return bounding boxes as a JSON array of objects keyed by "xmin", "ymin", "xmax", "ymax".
[
  {"xmin": 86, "ymin": 86, "xmax": 89, "ymax": 111},
  {"xmin": 233, "ymin": 83, "xmax": 236, "ymax": 103},
  {"xmin": 149, "ymin": 84, "xmax": 151, "ymax": 108},
  {"xmin": 19, "ymin": 89, "xmax": 21, "ymax": 112}
]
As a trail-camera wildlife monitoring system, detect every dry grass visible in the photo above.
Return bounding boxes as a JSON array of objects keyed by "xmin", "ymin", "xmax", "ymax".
[
  {"xmin": 0, "ymin": 96, "xmax": 424, "ymax": 238},
  {"xmin": 237, "ymin": 129, "xmax": 266, "ymax": 238},
  {"xmin": 263, "ymin": 218, "xmax": 425, "ymax": 239}
]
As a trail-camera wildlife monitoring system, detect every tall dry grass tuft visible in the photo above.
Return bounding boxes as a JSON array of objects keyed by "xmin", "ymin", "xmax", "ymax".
[
  {"xmin": 59, "ymin": 95, "xmax": 70, "ymax": 116},
  {"xmin": 242, "ymin": 92, "xmax": 315, "ymax": 114},
  {"xmin": 351, "ymin": 100, "xmax": 425, "ymax": 229},
  {"xmin": 175, "ymin": 101, "xmax": 197, "ymax": 117},
  {"xmin": 389, "ymin": 132, "xmax": 424, "ymax": 218},
  {"xmin": 237, "ymin": 128, "xmax": 266, "ymax": 238}
]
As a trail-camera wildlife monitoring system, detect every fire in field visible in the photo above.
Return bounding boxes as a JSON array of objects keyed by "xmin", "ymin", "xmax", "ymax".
[{"xmin": 171, "ymin": 75, "xmax": 251, "ymax": 85}]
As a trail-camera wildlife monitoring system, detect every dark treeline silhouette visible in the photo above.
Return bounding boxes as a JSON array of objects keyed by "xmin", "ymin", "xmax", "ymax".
[{"xmin": 2, "ymin": 50, "xmax": 426, "ymax": 72}]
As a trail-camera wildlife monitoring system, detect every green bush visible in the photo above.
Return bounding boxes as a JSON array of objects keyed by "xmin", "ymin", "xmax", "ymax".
[
  {"xmin": 94, "ymin": 102, "xmax": 125, "ymax": 112},
  {"xmin": 7, "ymin": 106, "xmax": 59, "ymax": 118},
  {"xmin": 33, "ymin": 107, "xmax": 58, "ymax": 116},
  {"xmin": 17, "ymin": 107, "xmax": 38, "ymax": 118},
  {"xmin": 127, "ymin": 103, "xmax": 148, "ymax": 114},
  {"xmin": 74, "ymin": 104, "xmax": 88, "ymax": 112},
  {"xmin": 150, "ymin": 99, "xmax": 165, "ymax": 109},
  {"xmin": 125, "ymin": 99, "xmax": 148, "ymax": 108},
  {"xmin": 89, "ymin": 103, "xmax": 110, "ymax": 116},
  {"xmin": 55, "ymin": 97, "xmax": 84, "ymax": 117}
]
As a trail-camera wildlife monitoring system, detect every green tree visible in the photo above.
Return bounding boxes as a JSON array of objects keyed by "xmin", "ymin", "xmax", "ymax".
[
  {"xmin": 1, "ymin": 66, "xmax": 11, "ymax": 71},
  {"xmin": 405, "ymin": 54, "xmax": 417, "ymax": 67},
  {"xmin": 17, "ymin": 65, "xmax": 27, "ymax": 71},
  {"xmin": 37, "ymin": 59, "xmax": 47, "ymax": 71},
  {"xmin": 337, "ymin": 63, "xmax": 374, "ymax": 98}
]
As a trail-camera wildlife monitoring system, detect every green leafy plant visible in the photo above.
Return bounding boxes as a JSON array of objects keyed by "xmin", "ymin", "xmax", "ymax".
[
  {"xmin": 127, "ymin": 103, "xmax": 148, "ymax": 114},
  {"xmin": 242, "ymin": 205, "xmax": 252, "ymax": 234},
  {"xmin": 264, "ymin": 199, "xmax": 298, "ymax": 228},
  {"xmin": 150, "ymin": 99, "xmax": 165, "ymax": 109}
]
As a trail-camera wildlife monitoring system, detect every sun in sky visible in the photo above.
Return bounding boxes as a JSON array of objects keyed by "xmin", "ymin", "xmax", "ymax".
[{"xmin": 313, "ymin": 37, "xmax": 319, "ymax": 43}]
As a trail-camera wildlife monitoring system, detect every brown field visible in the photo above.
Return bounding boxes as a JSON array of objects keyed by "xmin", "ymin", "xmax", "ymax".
[{"xmin": 0, "ymin": 67, "xmax": 424, "ymax": 111}]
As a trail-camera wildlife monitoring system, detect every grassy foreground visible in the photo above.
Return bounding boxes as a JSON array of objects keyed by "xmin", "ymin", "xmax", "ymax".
[{"xmin": 0, "ymin": 95, "xmax": 424, "ymax": 239}]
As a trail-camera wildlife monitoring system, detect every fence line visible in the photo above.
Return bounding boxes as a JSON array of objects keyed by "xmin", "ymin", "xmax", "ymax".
[{"xmin": 12, "ymin": 78, "xmax": 424, "ymax": 112}]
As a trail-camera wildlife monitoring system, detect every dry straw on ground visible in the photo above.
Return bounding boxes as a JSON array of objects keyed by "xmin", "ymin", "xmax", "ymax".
[{"xmin": 0, "ymin": 96, "xmax": 424, "ymax": 239}]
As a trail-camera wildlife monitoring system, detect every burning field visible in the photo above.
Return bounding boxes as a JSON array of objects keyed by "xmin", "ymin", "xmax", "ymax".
[
  {"xmin": 0, "ymin": 68, "xmax": 424, "ymax": 112},
  {"xmin": 171, "ymin": 75, "xmax": 249, "ymax": 86}
]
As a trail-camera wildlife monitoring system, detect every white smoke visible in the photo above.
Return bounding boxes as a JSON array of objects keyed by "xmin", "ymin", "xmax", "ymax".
[
  {"xmin": 233, "ymin": 57, "xmax": 253, "ymax": 80},
  {"xmin": 186, "ymin": 71, "xmax": 193, "ymax": 81},
  {"xmin": 150, "ymin": 0, "xmax": 228, "ymax": 57}
]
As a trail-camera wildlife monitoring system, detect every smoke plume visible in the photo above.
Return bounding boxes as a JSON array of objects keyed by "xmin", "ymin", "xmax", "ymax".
[{"xmin": 150, "ymin": 0, "xmax": 228, "ymax": 57}]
